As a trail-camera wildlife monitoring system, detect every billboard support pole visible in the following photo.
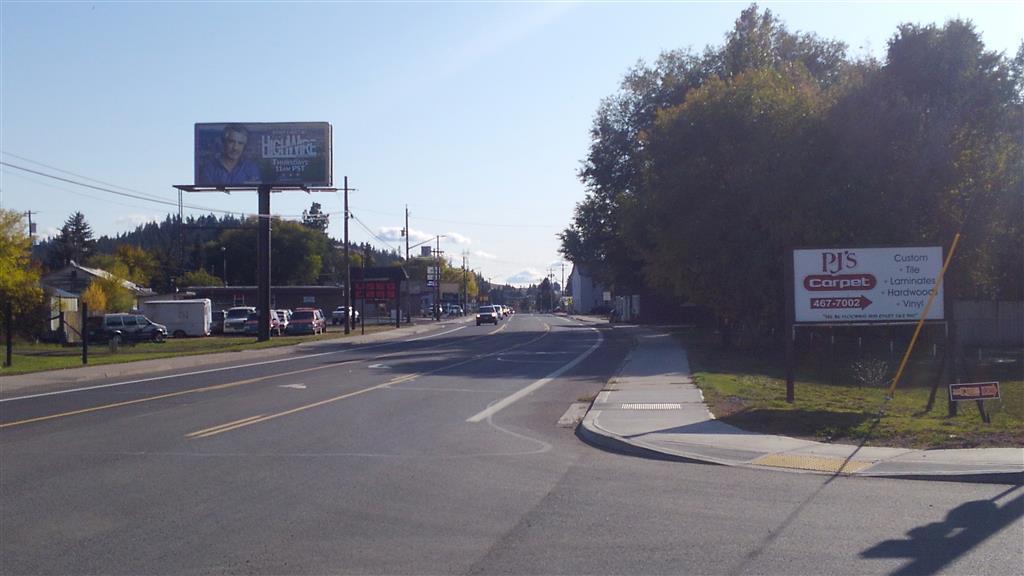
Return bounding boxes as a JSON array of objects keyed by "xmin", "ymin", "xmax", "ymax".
[
  {"xmin": 257, "ymin": 185, "xmax": 272, "ymax": 342},
  {"xmin": 785, "ymin": 249, "xmax": 795, "ymax": 403},
  {"xmin": 343, "ymin": 176, "xmax": 351, "ymax": 335}
]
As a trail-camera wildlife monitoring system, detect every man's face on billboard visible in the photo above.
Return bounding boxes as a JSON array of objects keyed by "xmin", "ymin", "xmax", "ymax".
[{"xmin": 223, "ymin": 129, "xmax": 248, "ymax": 161}]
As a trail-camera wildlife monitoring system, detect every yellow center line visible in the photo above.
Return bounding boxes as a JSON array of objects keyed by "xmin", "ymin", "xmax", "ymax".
[
  {"xmin": 189, "ymin": 322, "xmax": 554, "ymax": 439},
  {"xmin": 188, "ymin": 383, "xmax": 395, "ymax": 438},
  {"xmin": 185, "ymin": 414, "xmax": 267, "ymax": 438},
  {"xmin": 0, "ymin": 360, "xmax": 358, "ymax": 430}
]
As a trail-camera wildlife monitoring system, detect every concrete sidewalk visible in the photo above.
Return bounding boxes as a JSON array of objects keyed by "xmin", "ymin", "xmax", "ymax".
[{"xmin": 577, "ymin": 325, "xmax": 1024, "ymax": 483}]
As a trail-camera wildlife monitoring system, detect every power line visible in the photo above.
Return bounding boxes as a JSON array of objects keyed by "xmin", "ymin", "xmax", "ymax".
[
  {"xmin": 0, "ymin": 161, "xmax": 313, "ymax": 222},
  {"xmin": 350, "ymin": 213, "xmax": 402, "ymax": 254},
  {"xmin": 2, "ymin": 151, "xmax": 174, "ymax": 204}
]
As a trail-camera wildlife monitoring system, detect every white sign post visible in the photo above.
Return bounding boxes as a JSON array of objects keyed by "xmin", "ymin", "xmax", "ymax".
[{"xmin": 793, "ymin": 247, "xmax": 944, "ymax": 324}]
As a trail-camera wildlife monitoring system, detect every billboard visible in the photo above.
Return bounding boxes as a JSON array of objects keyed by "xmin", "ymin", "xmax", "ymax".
[
  {"xmin": 793, "ymin": 246, "xmax": 944, "ymax": 324},
  {"xmin": 194, "ymin": 122, "xmax": 332, "ymax": 188}
]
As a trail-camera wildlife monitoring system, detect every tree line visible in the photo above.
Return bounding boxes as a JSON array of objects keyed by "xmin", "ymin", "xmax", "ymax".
[
  {"xmin": 3, "ymin": 201, "xmax": 492, "ymax": 330},
  {"xmin": 560, "ymin": 5, "xmax": 1022, "ymax": 336}
]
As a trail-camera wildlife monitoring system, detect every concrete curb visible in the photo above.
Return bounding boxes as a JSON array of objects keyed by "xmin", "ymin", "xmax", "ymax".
[{"xmin": 575, "ymin": 326, "xmax": 1024, "ymax": 484}]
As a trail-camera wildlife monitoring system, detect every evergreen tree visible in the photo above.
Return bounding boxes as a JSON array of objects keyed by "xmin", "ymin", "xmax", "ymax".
[{"xmin": 49, "ymin": 211, "xmax": 96, "ymax": 267}]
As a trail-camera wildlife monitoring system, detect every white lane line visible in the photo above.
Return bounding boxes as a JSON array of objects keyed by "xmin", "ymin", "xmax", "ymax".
[
  {"xmin": 2, "ymin": 324, "xmax": 468, "ymax": 403},
  {"xmin": 405, "ymin": 326, "xmax": 466, "ymax": 342},
  {"xmin": 466, "ymin": 327, "xmax": 604, "ymax": 423}
]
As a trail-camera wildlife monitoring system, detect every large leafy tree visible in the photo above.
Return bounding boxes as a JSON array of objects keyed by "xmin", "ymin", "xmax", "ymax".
[
  {"xmin": 206, "ymin": 218, "xmax": 328, "ymax": 286},
  {"xmin": 561, "ymin": 4, "xmax": 847, "ymax": 293},
  {"xmin": 821, "ymin": 20, "xmax": 1023, "ymax": 300},
  {"xmin": 0, "ymin": 210, "xmax": 44, "ymax": 320},
  {"xmin": 636, "ymin": 66, "xmax": 827, "ymax": 329},
  {"xmin": 563, "ymin": 5, "xmax": 1021, "ymax": 340},
  {"xmin": 88, "ymin": 244, "xmax": 160, "ymax": 288},
  {"xmin": 88, "ymin": 262, "xmax": 135, "ymax": 312},
  {"xmin": 177, "ymin": 268, "xmax": 224, "ymax": 288}
]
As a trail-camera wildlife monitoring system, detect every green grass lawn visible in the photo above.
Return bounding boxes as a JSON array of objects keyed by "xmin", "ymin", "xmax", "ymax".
[
  {"xmin": 676, "ymin": 328, "xmax": 1023, "ymax": 449},
  {"xmin": 0, "ymin": 325, "xmax": 396, "ymax": 376}
]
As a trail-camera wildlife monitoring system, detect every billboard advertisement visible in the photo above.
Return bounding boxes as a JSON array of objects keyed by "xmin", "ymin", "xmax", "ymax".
[
  {"xmin": 194, "ymin": 122, "xmax": 332, "ymax": 188},
  {"xmin": 793, "ymin": 246, "xmax": 944, "ymax": 324}
]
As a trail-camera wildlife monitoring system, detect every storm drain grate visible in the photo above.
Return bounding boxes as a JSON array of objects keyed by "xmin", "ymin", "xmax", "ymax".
[{"xmin": 620, "ymin": 403, "xmax": 682, "ymax": 410}]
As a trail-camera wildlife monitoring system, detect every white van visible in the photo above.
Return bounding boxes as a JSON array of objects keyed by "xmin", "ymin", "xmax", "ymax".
[{"xmin": 139, "ymin": 299, "xmax": 213, "ymax": 338}]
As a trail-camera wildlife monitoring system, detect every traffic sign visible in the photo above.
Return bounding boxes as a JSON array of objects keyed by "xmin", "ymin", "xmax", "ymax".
[{"xmin": 949, "ymin": 382, "xmax": 1001, "ymax": 402}]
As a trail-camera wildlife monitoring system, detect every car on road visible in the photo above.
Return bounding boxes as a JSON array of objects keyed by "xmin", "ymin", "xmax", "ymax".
[
  {"xmin": 86, "ymin": 313, "xmax": 168, "ymax": 343},
  {"xmin": 476, "ymin": 305, "xmax": 500, "ymax": 326},
  {"xmin": 286, "ymin": 308, "xmax": 326, "ymax": 335},
  {"xmin": 223, "ymin": 306, "xmax": 256, "ymax": 334}
]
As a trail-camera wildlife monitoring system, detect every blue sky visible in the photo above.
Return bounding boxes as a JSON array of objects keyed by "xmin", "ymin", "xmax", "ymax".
[{"xmin": 2, "ymin": 1, "xmax": 1020, "ymax": 286}]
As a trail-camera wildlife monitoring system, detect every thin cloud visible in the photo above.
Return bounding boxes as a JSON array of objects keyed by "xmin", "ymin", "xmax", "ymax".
[
  {"xmin": 378, "ymin": 227, "xmax": 432, "ymax": 243},
  {"xmin": 114, "ymin": 214, "xmax": 158, "ymax": 228},
  {"xmin": 473, "ymin": 250, "xmax": 497, "ymax": 260},
  {"xmin": 445, "ymin": 232, "xmax": 472, "ymax": 245},
  {"xmin": 506, "ymin": 269, "xmax": 545, "ymax": 287}
]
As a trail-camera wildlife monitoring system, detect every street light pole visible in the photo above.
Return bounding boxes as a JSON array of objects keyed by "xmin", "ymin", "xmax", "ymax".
[
  {"xmin": 435, "ymin": 234, "xmax": 442, "ymax": 321},
  {"xmin": 221, "ymin": 246, "xmax": 227, "ymax": 286}
]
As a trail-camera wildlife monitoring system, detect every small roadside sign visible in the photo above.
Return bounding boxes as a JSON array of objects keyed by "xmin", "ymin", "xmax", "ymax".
[{"xmin": 948, "ymin": 382, "xmax": 1001, "ymax": 402}]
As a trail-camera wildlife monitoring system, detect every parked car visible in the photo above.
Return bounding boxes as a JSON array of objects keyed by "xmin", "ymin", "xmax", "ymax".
[
  {"xmin": 86, "ymin": 313, "xmax": 167, "ymax": 343},
  {"xmin": 223, "ymin": 306, "xmax": 256, "ymax": 334},
  {"xmin": 244, "ymin": 311, "xmax": 282, "ymax": 336},
  {"xmin": 286, "ymin": 308, "xmax": 326, "ymax": 335},
  {"xmin": 275, "ymin": 309, "xmax": 291, "ymax": 333},
  {"xmin": 331, "ymin": 306, "xmax": 360, "ymax": 325},
  {"xmin": 211, "ymin": 310, "xmax": 225, "ymax": 334},
  {"xmin": 476, "ymin": 305, "xmax": 500, "ymax": 326}
]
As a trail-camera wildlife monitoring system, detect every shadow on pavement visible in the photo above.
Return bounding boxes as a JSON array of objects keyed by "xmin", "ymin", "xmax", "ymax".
[{"xmin": 860, "ymin": 487, "xmax": 1023, "ymax": 575}]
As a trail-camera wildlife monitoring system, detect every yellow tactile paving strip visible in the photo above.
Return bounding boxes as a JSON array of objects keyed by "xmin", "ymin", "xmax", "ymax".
[{"xmin": 753, "ymin": 454, "xmax": 873, "ymax": 474}]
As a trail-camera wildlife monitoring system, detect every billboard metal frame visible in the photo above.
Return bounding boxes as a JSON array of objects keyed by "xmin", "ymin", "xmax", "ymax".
[
  {"xmin": 783, "ymin": 243, "xmax": 953, "ymax": 404},
  {"xmin": 173, "ymin": 184, "xmax": 338, "ymax": 342}
]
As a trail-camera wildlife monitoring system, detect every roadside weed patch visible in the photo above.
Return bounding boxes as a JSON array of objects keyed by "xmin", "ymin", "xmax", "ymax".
[{"xmin": 677, "ymin": 330, "xmax": 1023, "ymax": 449}]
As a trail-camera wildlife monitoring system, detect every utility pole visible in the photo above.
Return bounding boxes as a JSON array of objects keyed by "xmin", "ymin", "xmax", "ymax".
[
  {"xmin": 433, "ymin": 235, "xmax": 444, "ymax": 321},
  {"xmin": 23, "ymin": 210, "xmax": 36, "ymax": 245},
  {"xmin": 404, "ymin": 205, "xmax": 410, "ymax": 261},
  {"xmin": 462, "ymin": 251, "xmax": 468, "ymax": 312},
  {"xmin": 178, "ymin": 188, "xmax": 185, "ymax": 267},
  {"xmin": 547, "ymin": 268, "xmax": 555, "ymax": 312},
  {"xmin": 343, "ymin": 176, "xmax": 352, "ymax": 335}
]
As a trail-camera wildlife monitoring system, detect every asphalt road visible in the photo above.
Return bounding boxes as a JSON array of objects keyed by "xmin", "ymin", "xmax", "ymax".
[{"xmin": 2, "ymin": 314, "xmax": 1021, "ymax": 575}]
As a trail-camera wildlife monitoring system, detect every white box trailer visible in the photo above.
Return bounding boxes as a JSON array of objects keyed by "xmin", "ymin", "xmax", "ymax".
[{"xmin": 140, "ymin": 299, "xmax": 212, "ymax": 338}]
